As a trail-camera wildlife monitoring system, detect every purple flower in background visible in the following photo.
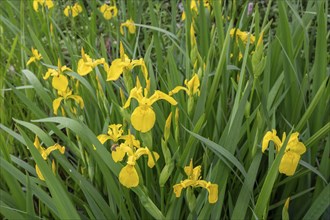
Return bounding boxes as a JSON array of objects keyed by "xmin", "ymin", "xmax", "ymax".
[{"xmin": 247, "ymin": 2, "xmax": 254, "ymax": 16}]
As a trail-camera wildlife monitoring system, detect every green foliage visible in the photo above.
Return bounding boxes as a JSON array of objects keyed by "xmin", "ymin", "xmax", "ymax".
[{"xmin": 0, "ymin": 0, "xmax": 329, "ymax": 219}]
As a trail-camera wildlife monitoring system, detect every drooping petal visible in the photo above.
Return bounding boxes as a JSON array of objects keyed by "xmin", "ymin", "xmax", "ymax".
[
  {"xmin": 146, "ymin": 150, "xmax": 160, "ymax": 168},
  {"xmin": 77, "ymin": 59, "xmax": 93, "ymax": 76},
  {"xmin": 148, "ymin": 90, "xmax": 178, "ymax": 106},
  {"xmin": 67, "ymin": 95, "xmax": 84, "ymax": 109},
  {"xmin": 169, "ymin": 86, "xmax": 189, "ymax": 96},
  {"xmin": 279, "ymin": 151, "xmax": 300, "ymax": 176},
  {"xmin": 112, "ymin": 145, "xmax": 127, "ymax": 162},
  {"xmin": 119, "ymin": 165, "xmax": 139, "ymax": 188},
  {"xmin": 262, "ymin": 129, "xmax": 281, "ymax": 152},
  {"xmin": 131, "ymin": 106, "xmax": 156, "ymax": 132},
  {"xmin": 53, "ymin": 97, "xmax": 63, "ymax": 115},
  {"xmin": 97, "ymin": 134, "xmax": 111, "ymax": 144},
  {"xmin": 106, "ymin": 59, "xmax": 126, "ymax": 81},
  {"xmin": 52, "ymin": 74, "xmax": 68, "ymax": 92},
  {"xmin": 35, "ymin": 164, "xmax": 45, "ymax": 181},
  {"xmin": 206, "ymin": 182, "xmax": 218, "ymax": 204},
  {"xmin": 27, "ymin": 57, "xmax": 36, "ymax": 66},
  {"xmin": 173, "ymin": 183, "xmax": 184, "ymax": 197}
]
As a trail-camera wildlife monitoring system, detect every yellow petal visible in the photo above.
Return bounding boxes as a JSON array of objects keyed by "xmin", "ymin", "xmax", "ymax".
[
  {"xmin": 192, "ymin": 166, "xmax": 202, "ymax": 181},
  {"xmin": 97, "ymin": 134, "xmax": 111, "ymax": 144},
  {"xmin": 45, "ymin": 0, "xmax": 54, "ymax": 9},
  {"xmin": 35, "ymin": 164, "xmax": 45, "ymax": 181},
  {"xmin": 53, "ymin": 97, "xmax": 63, "ymax": 115},
  {"xmin": 63, "ymin": 6, "xmax": 70, "ymax": 17},
  {"xmin": 77, "ymin": 59, "xmax": 93, "ymax": 76},
  {"xmin": 279, "ymin": 151, "xmax": 300, "ymax": 176},
  {"xmin": 206, "ymin": 183, "xmax": 218, "ymax": 204},
  {"xmin": 27, "ymin": 57, "xmax": 36, "ymax": 66},
  {"xmin": 185, "ymin": 74, "xmax": 200, "ymax": 96},
  {"xmin": 184, "ymin": 159, "xmax": 194, "ymax": 177},
  {"xmin": 52, "ymin": 75, "xmax": 68, "ymax": 91},
  {"xmin": 169, "ymin": 86, "xmax": 188, "ymax": 96},
  {"xmin": 149, "ymin": 90, "xmax": 178, "ymax": 106},
  {"xmin": 68, "ymin": 95, "xmax": 84, "ymax": 109},
  {"xmin": 119, "ymin": 165, "xmax": 139, "ymax": 188},
  {"xmin": 173, "ymin": 183, "xmax": 184, "ymax": 197},
  {"xmin": 131, "ymin": 106, "xmax": 156, "ymax": 132},
  {"xmin": 106, "ymin": 59, "xmax": 126, "ymax": 81},
  {"xmin": 123, "ymin": 87, "xmax": 143, "ymax": 109},
  {"xmin": 262, "ymin": 130, "xmax": 281, "ymax": 152},
  {"xmin": 146, "ymin": 150, "xmax": 160, "ymax": 168},
  {"xmin": 111, "ymin": 144, "xmax": 126, "ymax": 162},
  {"xmin": 33, "ymin": 1, "xmax": 39, "ymax": 12}
]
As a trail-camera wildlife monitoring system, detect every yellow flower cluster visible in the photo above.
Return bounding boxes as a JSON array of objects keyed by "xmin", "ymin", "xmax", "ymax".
[
  {"xmin": 230, "ymin": 28, "xmax": 256, "ymax": 44},
  {"xmin": 99, "ymin": 4, "xmax": 118, "ymax": 20},
  {"xmin": 173, "ymin": 160, "xmax": 218, "ymax": 204},
  {"xmin": 77, "ymin": 48, "xmax": 105, "ymax": 76},
  {"xmin": 120, "ymin": 19, "xmax": 136, "ymax": 35},
  {"xmin": 181, "ymin": 0, "xmax": 210, "ymax": 20},
  {"xmin": 33, "ymin": 0, "xmax": 54, "ymax": 12},
  {"xmin": 262, "ymin": 129, "xmax": 306, "ymax": 176},
  {"xmin": 97, "ymin": 124, "xmax": 159, "ymax": 188},
  {"xmin": 33, "ymin": 136, "xmax": 65, "ymax": 181},
  {"xmin": 64, "ymin": 3, "xmax": 83, "ymax": 18},
  {"xmin": 104, "ymin": 42, "xmax": 147, "ymax": 81},
  {"xmin": 26, "ymin": 48, "xmax": 43, "ymax": 66},
  {"xmin": 42, "ymin": 59, "xmax": 84, "ymax": 115},
  {"xmin": 124, "ymin": 78, "xmax": 177, "ymax": 133}
]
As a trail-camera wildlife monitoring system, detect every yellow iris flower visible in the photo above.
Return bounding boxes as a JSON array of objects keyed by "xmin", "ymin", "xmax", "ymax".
[
  {"xmin": 262, "ymin": 130, "xmax": 306, "ymax": 176},
  {"xmin": 173, "ymin": 160, "xmax": 218, "ymax": 204},
  {"xmin": 230, "ymin": 28, "xmax": 256, "ymax": 44},
  {"xmin": 52, "ymin": 88, "xmax": 84, "ymax": 115},
  {"xmin": 64, "ymin": 3, "xmax": 83, "ymax": 18},
  {"xmin": 33, "ymin": 0, "xmax": 54, "ymax": 12},
  {"xmin": 181, "ymin": 0, "xmax": 210, "ymax": 20},
  {"xmin": 77, "ymin": 48, "xmax": 105, "ymax": 76},
  {"xmin": 120, "ymin": 19, "xmax": 136, "ymax": 35},
  {"xmin": 97, "ymin": 124, "xmax": 125, "ymax": 144},
  {"xmin": 33, "ymin": 136, "xmax": 65, "ymax": 181},
  {"xmin": 104, "ymin": 42, "xmax": 148, "ymax": 81},
  {"xmin": 27, "ymin": 48, "xmax": 42, "ymax": 66},
  {"xmin": 99, "ymin": 4, "xmax": 118, "ymax": 20},
  {"xmin": 112, "ymin": 143, "xmax": 159, "ymax": 188},
  {"xmin": 43, "ymin": 59, "xmax": 72, "ymax": 92},
  {"xmin": 169, "ymin": 74, "xmax": 200, "ymax": 97},
  {"xmin": 124, "ymin": 79, "xmax": 177, "ymax": 133}
]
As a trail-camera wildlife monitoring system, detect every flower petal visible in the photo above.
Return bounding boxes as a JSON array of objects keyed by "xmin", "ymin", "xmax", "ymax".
[
  {"xmin": 35, "ymin": 164, "xmax": 45, "ymax": 181},
  {"xmin": 112, "ymin": 144, "xmax": 127, "ymax": 162},
  {"xmin": 97, "ymin": 134, "xmax": 111, "ymax": 144},
  {"xmin": 206, "ymin": 183, "xmax": 218, "ymax": 204},
  {"xmin": 77, "ymin": 59, "xmax": 93, "ymax": 76},
  {"xmin": 119, "ymin": 165, "xmax": 139, "ymax": 188},
  {"xmin": 131, "ymin": 106, "xmax": 156, "ymax": 132},
  {"xmin": 149, "ymin": 90, "xmax": 177, "ymax": 106},
  {"xmin": 52, "ymin": 75, "xmax": 68, "ymax": 92},
  {"xmin": 279, "ymin": 151, "xmax": 300, "ymax": 176},
  {"xmin": 53, "ymin": 97, "xmax": 63, "ymax": 115}
]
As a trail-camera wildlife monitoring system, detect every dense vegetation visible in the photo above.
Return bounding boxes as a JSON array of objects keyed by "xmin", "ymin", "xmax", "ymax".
[{"xmin": 0, "ymin": 0, "xmax": 329, "ymax": 219}]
